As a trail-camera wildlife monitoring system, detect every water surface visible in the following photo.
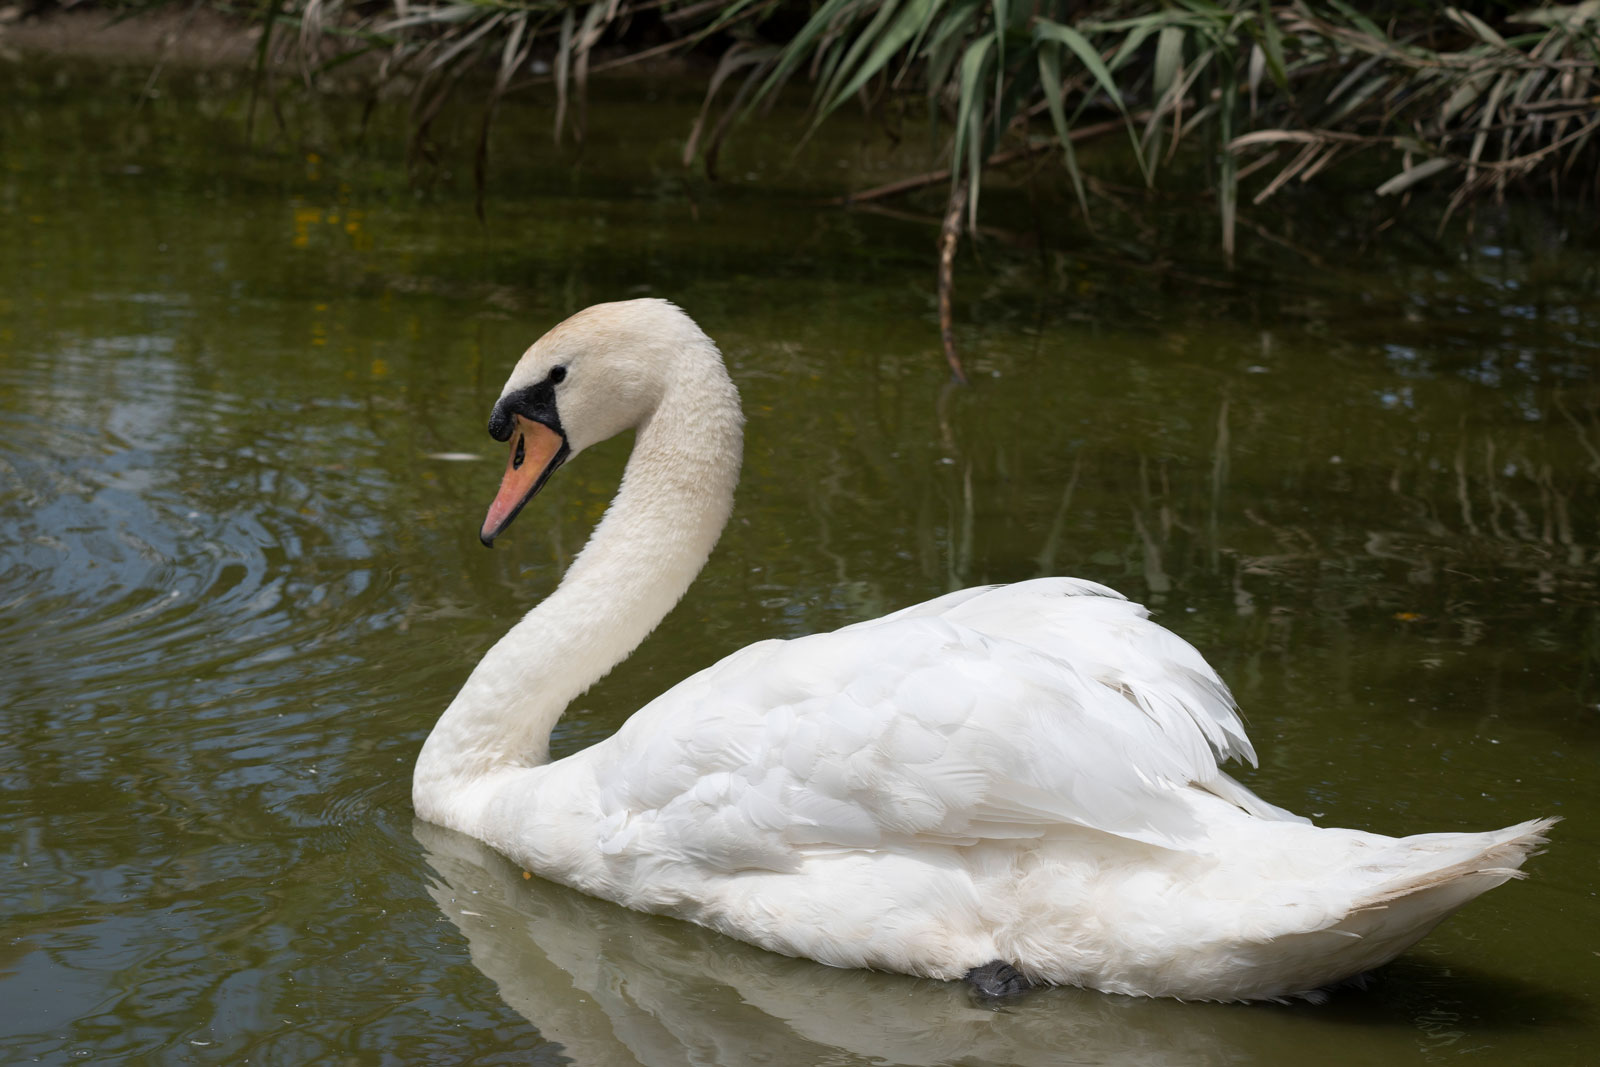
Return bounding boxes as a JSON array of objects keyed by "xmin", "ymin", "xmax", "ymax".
[{"xmin": 2, "ymin": 57, "xmax": 1597, "ymax": 1064}]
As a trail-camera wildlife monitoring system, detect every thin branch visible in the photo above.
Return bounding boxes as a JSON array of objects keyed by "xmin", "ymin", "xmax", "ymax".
[{"xmin": 938, "ymin": 179, "xmax": 969, "ymax": 386}]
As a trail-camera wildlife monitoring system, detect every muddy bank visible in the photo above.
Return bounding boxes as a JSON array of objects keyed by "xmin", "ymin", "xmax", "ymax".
[
  {"xmin": 0, "ymin": 5, "xmax": 698, "ymax": 81},
  {"xmin": 0, "ymin": 7, "xmax": 262, "ymax": 67}
]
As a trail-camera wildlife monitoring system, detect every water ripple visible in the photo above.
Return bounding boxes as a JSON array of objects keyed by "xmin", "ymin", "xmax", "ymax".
[{"xmin": 0, "ymin": 340, "xmax": 415, "ymax": 830}]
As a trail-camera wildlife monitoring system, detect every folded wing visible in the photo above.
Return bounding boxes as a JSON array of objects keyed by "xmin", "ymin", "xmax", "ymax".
[{"xmin": 587, "ymin": 578, "xmax": 1261, "ymax": 872}]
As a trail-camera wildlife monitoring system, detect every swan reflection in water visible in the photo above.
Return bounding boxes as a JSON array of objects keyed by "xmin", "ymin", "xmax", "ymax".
[{"xmin": 414, "ymin": 820, "xmax": 1424, "ymax": 1067}]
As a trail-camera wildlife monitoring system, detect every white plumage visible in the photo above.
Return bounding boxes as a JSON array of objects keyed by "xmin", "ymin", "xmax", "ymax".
[{"xmin": 414, "ymin": 298, "xmax": 1552, "ymax": 1001}]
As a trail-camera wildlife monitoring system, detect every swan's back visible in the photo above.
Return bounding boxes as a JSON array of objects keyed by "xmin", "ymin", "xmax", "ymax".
[{"xmin": 589, "ymin": 579, "xmax": 1257, "ymax": 862}]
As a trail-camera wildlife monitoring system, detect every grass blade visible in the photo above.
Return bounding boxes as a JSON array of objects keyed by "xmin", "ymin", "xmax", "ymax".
[
  {"xmin": 953, "ymin": 33, "xmax": 994, "ymax": 222},
  {"xmin": 1036, "ymin": 17, "xmax": 1148, "ymax": 180},
  {"xmin": 1039, "ymin": 43, "xmax": 1091, "ymax": 220},
  {"xmin": 825, "ymin": 0, "xmax": 945, "ymax": 114},
  {"xmin": 1376, "ymin": 155, "xmax": 1453, "ymax": 195}
]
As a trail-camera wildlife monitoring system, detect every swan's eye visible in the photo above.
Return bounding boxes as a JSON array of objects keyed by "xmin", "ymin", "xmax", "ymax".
[{"xmin": 548, "ymin": 366, "xmax": 567, "ymax": 384}]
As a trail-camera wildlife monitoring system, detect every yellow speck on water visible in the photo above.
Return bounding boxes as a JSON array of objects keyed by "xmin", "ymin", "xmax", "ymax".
[
  {"xmin": 315, "ymin": 303, "xmax": 328, "ymax": 312},
  {"xmin": 1393, "ymin": 612, "xmax": 1422, "ymax": 621},
  {"xmin": 306, "ymin": 152, "xmax": 321, "ymax": 165},
  {"xmin": 522, "ymin": 871, "xmax": 531, "ymax": 880},
  {"xmin": 292, "ymin": 206, "xmax": 322, "ymax": 249},
  {"xmin": 370, "ymin": 358, "xmax": 389, "ymax": 379}
]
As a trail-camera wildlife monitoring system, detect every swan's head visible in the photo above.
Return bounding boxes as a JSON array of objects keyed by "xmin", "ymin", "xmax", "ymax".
[{"xmin": 478, "ymin": 298, "xmax": 718, "ymax": 546}]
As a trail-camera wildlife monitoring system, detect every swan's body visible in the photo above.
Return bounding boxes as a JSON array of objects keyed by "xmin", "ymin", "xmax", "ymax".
[{"xmin": 415, "ymin": 299, "xmax": 1551, "ymax": 1001}]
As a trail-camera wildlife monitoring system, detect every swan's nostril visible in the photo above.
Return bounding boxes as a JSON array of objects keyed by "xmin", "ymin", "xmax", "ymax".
[{"xmin": 512, "ymin": 432, "xmax": 526, "ymax": 470}]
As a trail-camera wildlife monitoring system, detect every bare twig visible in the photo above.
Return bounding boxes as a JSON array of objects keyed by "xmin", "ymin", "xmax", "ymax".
[{"xmin": 938, "ymin": 179, "xmax": 969, "ymax": 386}]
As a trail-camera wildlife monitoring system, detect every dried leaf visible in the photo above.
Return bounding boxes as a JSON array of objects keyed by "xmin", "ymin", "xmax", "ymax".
[
  {"xmin": 1447, "ymin": 6, "xmax": 1510, "ymax": 48},
  {"xmin": 1153, "ymin": 23, "xmax": 1185, "ymax": 109},
  {"xmin": 1376, "ymin": 156, "xmax": 1454, "ymax": 196}
]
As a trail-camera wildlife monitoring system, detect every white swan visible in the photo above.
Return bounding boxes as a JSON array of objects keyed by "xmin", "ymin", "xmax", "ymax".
[{"xmin": 415, "ymin": 298, "xmax": 1552, "ymax": 1002}]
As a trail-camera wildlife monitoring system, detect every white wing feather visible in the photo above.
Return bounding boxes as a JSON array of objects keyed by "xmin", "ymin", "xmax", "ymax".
[{"xmin": 584, "ymin": 579, "xmax": 1255, "ymax": 871}]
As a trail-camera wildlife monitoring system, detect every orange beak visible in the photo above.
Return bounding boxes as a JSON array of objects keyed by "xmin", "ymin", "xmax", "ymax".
[{"xmin": 480, "ymin": 415, "xmax": 568, "ymax": 546}]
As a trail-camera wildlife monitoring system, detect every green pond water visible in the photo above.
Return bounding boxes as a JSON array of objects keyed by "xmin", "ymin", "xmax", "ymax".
[{"xmin": 2, "ymin": 55, "xmax": 1598, "ymax": 1065}]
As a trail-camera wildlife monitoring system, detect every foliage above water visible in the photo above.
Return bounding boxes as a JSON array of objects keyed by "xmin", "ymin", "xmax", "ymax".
[
  {"xmin": 74, "ymin": 0, "xmax": 1600, "ymax": 253},
  {"xmin": 741, "ymin": 0, "xmax": 1600, "ymax": 253}
]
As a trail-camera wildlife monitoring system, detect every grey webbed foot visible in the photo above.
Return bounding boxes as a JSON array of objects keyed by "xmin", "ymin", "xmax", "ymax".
[{"xmin": 964, "ymin": 959, "xmax": 1033, "ymax": 999}]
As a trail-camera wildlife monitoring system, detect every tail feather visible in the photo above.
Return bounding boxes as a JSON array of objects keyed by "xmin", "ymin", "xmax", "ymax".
[
  {"xmin": 1222, "ymin": 818, "xmax": 1556, "ymax": 1002},
  {"xmin": 1350, "ymin": 816, "xmax": 1556, "ymax": 911}
]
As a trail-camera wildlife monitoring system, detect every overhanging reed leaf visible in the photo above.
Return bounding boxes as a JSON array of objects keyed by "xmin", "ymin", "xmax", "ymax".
[
  {"xmin": 746, "ymin": 0, "xmax": 859, "ymax": 112},
  {"xmin": 1154, "ymin": 22, "xmax": 1185, "ymax": 106},
  {"xmin": 1255, "ymin": 0, "xmax": 1287, "ymax": 88},
  {"xmin": 1375, "ymin": 155, "xmax": 1453, "ymax": 195},
  {"xmin": 1039, "ymin": 43, "xmax": 1092, "ymax": 219},
  {"xmin": 1469, "ymin": 69, "xmax": 1515, "ymax": 172},
  {"xmin": 1106, "ymin": 15, "xmax": 1161, "ymax": 73},
  {"xmin": 1449, "ymin": 6, "xmax": 1511, "ymax": 47},
  {"xmin": 1033, "ymin": 19, "xmax": 1125, "ymax": 111},
  {"xmin": 923, "ymin": 0, "xmax": 983, "ymax": 97},
  {"xmin": 818, "ymin": 0, "xmax": 905, "ymax": 113},
  {"xmin": 1035, "ymin": 18, "xmax": 1149, "ymax": 179},
  {"xmin": 823, "ymin": 0, "xmax": 944, "ymax": 115},
  {"xmin": 553, "ymin": 4, "xmax": 575, "ymax": 144},
  {"xmin": 247, "ymin": 0, "xmax": 289, "ymax": 142},
  {"xmin": 953, "ymin": 33, "xmax": 994, "ymax": 220},
  {"xmin": 686, "ymin": 41, "xmax": 772, "ymax": 165}
]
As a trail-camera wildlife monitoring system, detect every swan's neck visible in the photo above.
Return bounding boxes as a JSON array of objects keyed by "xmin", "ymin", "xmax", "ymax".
[{"xmin": 414, "ymin": 362, "xmax": 741, "ymax": 824}]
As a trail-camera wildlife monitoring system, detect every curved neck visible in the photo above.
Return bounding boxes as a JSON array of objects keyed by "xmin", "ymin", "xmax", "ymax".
[{"xmin": 415, "ymin": 359, "xmax": 742, "ymax": 824}]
